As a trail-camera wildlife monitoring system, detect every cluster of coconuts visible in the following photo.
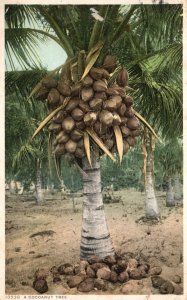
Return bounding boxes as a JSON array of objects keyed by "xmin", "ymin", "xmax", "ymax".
[
  {"xmin": 33, "ymin": 254, "xmax": 178, "ymax": 294},
  {"xmin": 36, "ymin": 55, "xmax": 141, "ymax": 159}
]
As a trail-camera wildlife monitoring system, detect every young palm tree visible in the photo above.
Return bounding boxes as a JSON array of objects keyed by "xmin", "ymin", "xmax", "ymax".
[{"xmin": 5, "ymin": 4, "xmax": 182, "ymax": 258}]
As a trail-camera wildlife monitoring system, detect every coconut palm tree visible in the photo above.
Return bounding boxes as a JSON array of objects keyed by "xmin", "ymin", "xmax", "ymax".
[
  {"xmin": 157, "ymin": 138, "xmax": 182, "ymax": 207},
  {"xmin": 5, "ymin": 4, "xmax": 182, "ymax": 258}
]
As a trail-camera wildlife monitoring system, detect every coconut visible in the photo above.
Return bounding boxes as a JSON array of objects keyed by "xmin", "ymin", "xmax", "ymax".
[
  {"xmin": 84, "ymin": 112, "xmax": 97, "ymax": 126},
  {"xmin": 62, "ymin": 117, "xmax": 75, "ymax": 133},
  {"xmin": 77, "ymin": 278, "xmax": 95, "ymax": 292},
  {"xmin": 54, "ymin": 144, "xmax": 66, "ymax": 156},
  {"xmin": 97, "ymin": 267, "xmax": 111, "ymax": 280},
  {"xmin": 56, "ymin": 131, "xmax": 69, "ymax": 143},
  {"xmin": 106, "ymin": 87, "xmax": 120, "ymax": 96},
  {"xmin": 89, "ymin": 98, "xmax": 103, "ymax": 110},
  {"xmin": 114, "ymin": 86, "xmax": 126, "ymax": 98},
  {"xmin": 57, "ymin": 82, "xmax": 71, "ymax": 96},
  {"xmin": 121, "ymin": 126, "xmax": 131, "ymax": 137},
  {"xmin": 77, "ymin": 139, "xmax": 84, "ymax": 148},
  {"xmin": 113, "ymin": 112, "xmax": 121, "ymax": 126},
  {"xmin": 47, "ymin": 88, "xmax": 60, "ymax": 106},
  {"xmin": 125, "ymin": 108, "xmax": 134, "ymax": 118},
  {"xmin": 124, "ymin": 96, "xmax": 133, "ymax": 107},
  {"xmin": 71, "ymin": 83, "xmax": 81, "ymax": 97},
  {"xmin": 53, "ymin": 110, "xmax": 66, "ymax": 123},
  {"xmin": 118, "ymin": 103, "xmax": 127, "ymax": 116},
  {"xmin": 93, "ymin": 80, "xmax": 107, "ymax": 92},
  {"xmin": 103, "ymin": 99, "xmax": 118, "ymax": 112},
  {"xmin": 48, "ymin": 123, "xmax": 62, "ymax": 133},
  {"xmin": 42, "ymin": 77, "xmax": 57, "ymax": 89},
  {"xmin": 126, "ymin": 136, "xmax": 136, "ymax": 147},
  {"xmin": 81, "ymin": 87, "xmax": 94, "ymax": 102},
  {"xmin": 75, "ymin": 148, "xmax": 85, "ymax": 158},
  {"xmin": 76, "ymin": 121, "xmax": 86, "ymax": 130},
  {"xmin": 33, "ymin": 279, "xmax": 48, "ymax": 294},
  {"xmin": 103, "ymin": 55, "xmax": 117, "ymax": 73},
  {"xmin": 118, "ymin": 271, "xmax": 129, "ymax": 283},
  {"xmin": 67, "ymin": 275, "xmax": 85, "ymax": 288},
  {"xmin": 36, "ymin": 86, "xmax": 49, "ymax": 101},
  {"xmin": 70, "ymin": 129, "xmax": 83, "ymax": 141},
  {"xmin": 65, "ymin": 98, "xmax": 79, "ymax": 112},
  {"xmin": 99, "ymin": 110, "xmax": 113, "ymax": 127},
  {"xmin": 71, "ymin": 108, "xmax": 84, "ymax": 121},
  {"xmin": 121, "ymin": 117, "xmax": 128, "ymax": 125},
  {"xmin": 102, "ymin": 69, "xmax": 110, "ymax": 79},
  {"xmin": 94, "ymin": 92, "xmax": 107, "ymax": 100},
  {"xmin": 65, "ymin": 139, "xmax": 77, "ymax": 153},
  {"xmin": 94, "ymin": 122, "xmax": 107, "ymax": 135},
  {"xmin": 82, "ymin": 75, "xmax": 94, "ymax": 87},
  {"xmin": 79, "ymin": 100, "xmax": 90, "ymax": 113},
  {"xmin": 104, "ymin": 138, "xmax": 114, "ymax": 150},
  {"xmin": 110, "ymin": 271, "xmax": 118, "ymax": 283},
  {"xmin": 116, "ymin": 68, "xmax": 129, "ymax": 87},
  {"xmin": 110, "ymin": 95, "xmax": 122, "ymax": 108},
  {"xmin": 127, "ymin": 117, "xmax": 140, "ymax": 130},
  {"xmin": 130, "ymin": 129, "xmax": 141, "ymax": 137},
  {"xmin": 89, "ymin": 67, "xmax": 104, "ymax": 80},
  {"xmin": 59, "ymin": 95, "xmax": 65, "ymax": 105}
]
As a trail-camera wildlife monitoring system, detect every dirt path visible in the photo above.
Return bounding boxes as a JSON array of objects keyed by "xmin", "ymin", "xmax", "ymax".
[{"xmin": 5, "ymin": 189, "xmax": 183, "ymax": 295}]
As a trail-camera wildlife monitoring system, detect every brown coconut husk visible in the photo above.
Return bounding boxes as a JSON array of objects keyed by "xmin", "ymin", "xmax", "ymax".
[
  {"xmin": 47, "ymin": 88, "xmax": 60, "ymax": 106},
  {"xmin": 76, "ymin": 121, "xmax": 86, "ymax": 130},
  {"xmin": 113, "ymin": 112, "xmax": 121, "ymax": 126},
  {"xmin": 42, "ymin": 77, "xmax": 57, "ymax": 89},
  {"xmin": 127, "ymin": 117, "xmax": 140, "ymax": 130},
  {"xmin": 56, "ymin": 131, "xmax": 69, "ymax": 143},
  {"xmin": 110, "ymin": 95, "xmax": 122, "ymax": 109},
  {"xmin": 89, "ymin": 98, "xmax": 103, "ymax": 110},
  {"xmin": 48, "ymin": 122, "xmax": 62, "ymax": 133},
  {"xmin": 94, "ymin": 91, "xmax": 107, "ymax": 100},
  {"xmin": 121, "ymin": 126, "xmax": 131, "ymax": 137},
  {"xmin": 130, "ymin": 129, "xmax": 141, "ymax": 137},
  {"xmin": 126, "ymin": 136, "xmax": 136, "ymax": 147},
  {"xmin": 79, "ymin": 100, "xmax": 90, "ymax": 113},
  {"xmin": 124, "ymin": 96, "xmax": 133, "ymax": 107},
  {"xmin": 116, "ymin": 69, "xmax": 129, "ymax": 87},
  {"xmin": 57, "ymin": 82, "xmax": 71, "ymax": 96},
  {"xmin": 70, "ymin": 129, "xmax": 83, "ymax": 141},
  {"xmin": 89, "ymin": 67, "xmax": 104, "ymax": 80},
  {"xmin": 82, "ymin": 75, "xmax": 94, "ymax": 87},
  {"xmin": 104, "ymin": 138, "xmax": 114, "ymax": 150},
  {"xmin": 106, "ymin": 87, "xmax": 120, "ymax": 96},
  {"xmin": 103, "ymin": 99, "xmax": 118, "ymax": 112},
  {"xmin": 84, "ymin": 112, "xmax": 97, "ymax": 126},
  {"xmin": 53, "ymin": 110, "xmax": 66, "ymax": 123},
  {"xmin": 54, "ymin": 144, "xmax": 66, "ymax": 156},
  {"xmin": 71, "ymin": 108, "xmax": 84, "ymax": 121},
  {"xmin": 93, "ymin": 80, "xmax": 107, "ymax": 92},
  {"xmin": 94, "ymin": 122, "xmax": 107, "ymax": 135},
  {"xmin": 62, "ymin": 117, "xmax": 75, "ymax": 133},
  {"xmin": 120, "ymin": 117, "xmax": 128, "ymax": 125},
  {"xmin": 65, "ymin": 98, "xmax": 79, "ymax": 112},
  {"xmin": 125, "ymin": 108, "xmax": 134, "ymax": 118},
  {"xmin": 81, "ymin": 87, "xmax": 94, "ymax": 102},
  {"xmin": 65, "ymin": 139, "xmax": 77, "ymax": 153},
  {"xmin": 103, "ymin": 55, "xmax": 117, "ymax": 73},
  {"xmin": 118, "ymin": 103, "xmax": 127, "ymax": 116},
  {"xmin": 99, "ymin": 110, "xmax": 113, "ymax": 127},
  {"xmin": 75, "ymin": 147, "xmax": 85, "ymax": 158},
  {"xmin": 36, "ymin": 86, "xmax": 49, "ymax": 101}
]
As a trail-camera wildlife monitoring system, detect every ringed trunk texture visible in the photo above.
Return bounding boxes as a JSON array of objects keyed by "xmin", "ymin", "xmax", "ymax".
[
  {"xmin": 35, "ymin": 159, "xmax": 43, "ymax": 205},
  {"xmin": 174, "ymin": 172, "xmax": 182, "ymax": 201},
  {"xmin": 144, "ymin": 131, "xmax": 159, "ymax": 219},
  {"xmin": 80, "ymin": 151, "xmax": 115, "ymax": 260},
  {"xmin": 166, "ymin": 176, "xmax": 175, "ymax": 207}
]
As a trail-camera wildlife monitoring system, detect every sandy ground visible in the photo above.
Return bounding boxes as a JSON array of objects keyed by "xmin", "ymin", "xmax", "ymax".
[{"xmin": 5, "ymin": 189, "xmax": 183, "ymax": 295}]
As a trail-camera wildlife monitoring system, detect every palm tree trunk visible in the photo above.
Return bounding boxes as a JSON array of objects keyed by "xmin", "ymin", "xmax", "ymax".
[
  {"xmin": 35, "ymin": 158, "xmax": 43, "ymax": 205},
  {"xmin": 166, "ymin": 176, "xmax": 175, "ymax": 207},
  {"xmin": 174, "ymin": 172, "xmax": 182, "ymax": 201},
  {"xmin": 80, "ymin": 150, "xmax": 115, "ymax": 259},
  {"xmin": 143, "ymin": 130, "xmax": 159, "ymax": 219}
]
